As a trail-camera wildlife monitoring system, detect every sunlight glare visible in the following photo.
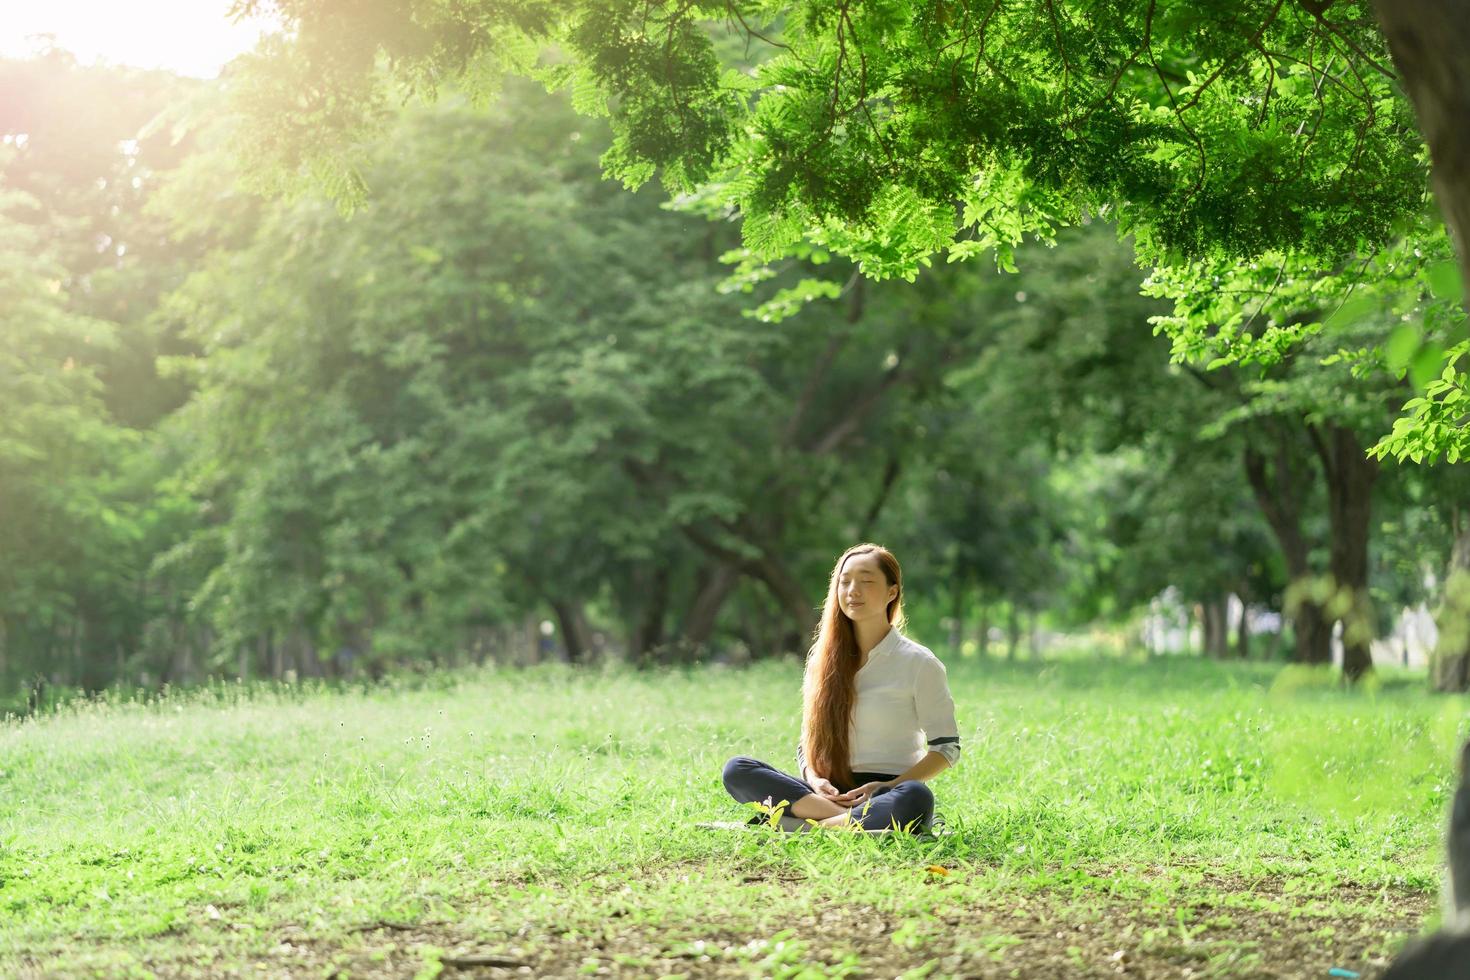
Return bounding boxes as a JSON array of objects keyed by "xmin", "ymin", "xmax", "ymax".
[{"xmin": 0, "ymin": 0, "xmax": 273, "ymax": 78}]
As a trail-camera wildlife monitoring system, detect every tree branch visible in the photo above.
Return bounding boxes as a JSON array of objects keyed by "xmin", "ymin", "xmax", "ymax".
[
  {"xmin": 1176, "ymin": 0, "xmax": 1284, "ymax": 115},
  {"xmin": 1043, "ymin": 0, "xmax": 1074, "ymax": 105},
  {"xmin": 839, "ymin": 4, "xmax": 895, "ymax": 167},
  {"xmin": 1144, "ymin": 0, "xmax": 1208, "ymax": 198},
  {"xmin": 1305, "ymin": 419, "xmax": 1337, "ymax": 485},
  {"xmin": 723, "ymin": 2, "xmax": 793, "ymax": 53},
  {"xmin": 783, "ymin": 331, "xmax": 849, "ymax": 446},
  {"xmin": 826, "ymin": 0, "xmax": 850, "ymax": 137},
  {"xmin": 858, "ymin": 454, "xmax": 902, "ymax": 539},
  {"xmin": 1314, "ymin": 12, "xmax": 1398, "ymax": 81},
  {"xmin": 805, "ymin": 357, "xmax": 909, "ymax": 455}
]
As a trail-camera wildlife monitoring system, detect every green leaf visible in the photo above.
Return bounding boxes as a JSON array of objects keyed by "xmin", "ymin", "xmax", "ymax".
[
  {"xmin": 1427, "ymin": 260, "xmax": 1464, "ymax": 305},
  {"xmin": 1384, "ymin": 323, "xmax": 1420, "ymax": 372},
  {"xmin": 1322, "ymin": 293, "xmax": 1378, "ymax": 330},
  {"xmin": 1409, "ymin": 343, "xmax": 1446, "ymax": 392}
]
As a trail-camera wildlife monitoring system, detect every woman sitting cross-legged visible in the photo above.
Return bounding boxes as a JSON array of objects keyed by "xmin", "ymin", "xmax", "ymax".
[{"xmin": 722, "ymin": 543, "xmax": 961, "ymax": 833}]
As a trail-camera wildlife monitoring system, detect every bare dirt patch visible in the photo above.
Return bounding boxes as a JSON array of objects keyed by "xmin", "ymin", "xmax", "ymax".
[{"xmin": 15, "ymin": 875, "xmax": 1434, "ymax": 979}]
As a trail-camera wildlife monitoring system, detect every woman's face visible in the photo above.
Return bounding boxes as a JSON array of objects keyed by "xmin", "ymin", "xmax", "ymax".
[{"xmin": 837, "ymin": 552, "xmax": 897, "ymax": 625}]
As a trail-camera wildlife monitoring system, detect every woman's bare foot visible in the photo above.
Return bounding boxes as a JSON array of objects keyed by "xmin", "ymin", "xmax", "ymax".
[
  {"xmin": 788, "ymin": 793, "xmax": 849, "ymax": 822},
  {"xmin": 816, "ymin": 809, "xmax": 862, "ymax": 830}
]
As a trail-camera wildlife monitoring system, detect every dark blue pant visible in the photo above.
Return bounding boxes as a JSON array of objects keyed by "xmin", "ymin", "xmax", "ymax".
[{"xmin": 721, "ymin": 756, "xmax": 934, "ymax": 832}]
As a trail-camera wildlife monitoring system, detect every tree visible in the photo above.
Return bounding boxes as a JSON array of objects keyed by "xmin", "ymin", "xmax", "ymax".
[
  {"xmin": 0, "ymin": 51, "xmax": 201, "ymax": 426},
  {"xmin": 0, "ymin": 191, "xmax": 137, "ymax": 692},
  {"xmin": 9, "ymin": 22, "xmax": 1459, "ymax": 689},
  {"xmin": 224, "ymin": 0, "xmax": 1470, "ymax": 490},
  {"xmin": 160, "ymin": 86, "xmax": 743, "ymax": 668},
  {"xmin": 0, "ymin": 54, "xmax": 209, "ymax": 697},
  {"xmin": 162, "ymin": 78, "xmax": 1042, "ymax": 668},
  {"xmin": 230, "ymin": 1, "xmax": 1428, "ymax": 268},
  {"xmin": 1374, "ymin": 2, "xmax": 1470, "ymax": 290}
]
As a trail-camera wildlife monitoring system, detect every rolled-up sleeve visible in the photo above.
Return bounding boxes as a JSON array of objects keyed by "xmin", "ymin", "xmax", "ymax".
[{"xmin": 914, "ymin": 656, "xmax": 961, "ymax": 766}]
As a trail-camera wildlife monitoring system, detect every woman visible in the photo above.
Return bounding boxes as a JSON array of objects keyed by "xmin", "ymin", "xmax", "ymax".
[{"xmin": 722, "ymin": 543, "xmax": 962, "ymax": 832}]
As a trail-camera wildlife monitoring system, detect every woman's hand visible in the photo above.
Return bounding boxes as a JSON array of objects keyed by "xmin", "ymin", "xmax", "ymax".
[
  {"xmin": 807, "ymin": 775, "xmax": 843, "ymax": 801},
  {"xmin": 836, "ymin": 780, "xmax": 892, "ymax": 807}
]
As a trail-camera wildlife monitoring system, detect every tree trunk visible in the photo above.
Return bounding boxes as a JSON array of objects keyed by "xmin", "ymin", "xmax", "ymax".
[
  {"xmin": 72, "ymin": 618, "xmax": 84, "ymax": 691},
  {"xmin": 298, "ymin": 628, "xmax": 323, "ymax": 678},
  {"xmin": 948, "ymin": 588, "xmax": 965, "ymax": 654},
  {"xmin": 1434, "ymin": 616, "xmax": 1470, "ymax": 691},
  {"xmin": 25, "ymin": 674, "xmax": 47, "ymax": 716},
  {"xmin": 550, "ymin": 599, "xmax": 594, "ymax": 664},
  {"xmin": 525, "ymin": 615, "xmax": 541, "ymax": 666},
  {"xmin": 1311, "ymin": 423, "xmax": 1379, "ymax": 683},
  {"xmin": 681, "ymin": 563, "xmax": 739, "ymax": 651},
  {"xmin": 628, "ymin": 565, "xmax": 671, "ymax": 660},
  {"xmin": 675, "ymin": 522, "xmax": 813, "ymax": 651},
  {"xmin": 1006, "ymin": 605, "xmax": 1020, "ymax": 661},
  {"xmin": 1202, "ymin": 596, "xmax": 1230, "ymax": 659},
  {"xmin": 1374, "ymin": 0, "xmax": 1470, "ymax": 304},
  {"xmin": 751, "ymin": 550, "xmax": 817, "ymax": 652},
  {"xmin": 1243, "ymin": 433, "xmax": 1333, "ymax": 665},
  {"xmin": 159, "ymin": 623, "xmax": 180, "ymax": 686},
  {"xmin": 170, "ymin": 635, "xmax": 194, "ymax": 687},
  {"xmin": 977, "ymin": 603, "xmax": 991, "ymax": 658},
  {"xmin": 1235, "ymin": 597, "xmax": 1251, "ymax": 660},
  {"xmin": 858, "ymin": 455, "xmax": 902, "ymax": 540},
  {"xmin": 1295, "ymin": 600, "xmax": 1333, "ymax": 665},
  {"xmin": 1433, "ymin": 506, "xmax": 1470, "ymax": 691}
]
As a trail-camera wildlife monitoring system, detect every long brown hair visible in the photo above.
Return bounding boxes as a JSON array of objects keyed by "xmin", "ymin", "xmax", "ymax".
[{"xmin": 801, "ymin": 543, "xmax": 905, "ymax": 787}]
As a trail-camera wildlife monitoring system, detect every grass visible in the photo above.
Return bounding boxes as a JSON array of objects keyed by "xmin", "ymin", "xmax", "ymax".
[{"xmin": 1, "ymin": 653, "xmax": 1464, "ymax": 977}]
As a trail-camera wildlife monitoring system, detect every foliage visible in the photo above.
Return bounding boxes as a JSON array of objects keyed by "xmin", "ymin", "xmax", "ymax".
[
  {"xmin": 0, "ymin": 192, "xmax": 135, "ymax": 662},
  {"xmin": 1140, "ymin": 216, "xmax": 1468, "ymax": 460},
  {"xmin": 923, "ymin": 225, "xmax": 1282, "ymax": 627},
  {"xmin": 162, "ymin": 86, "xmax": 748, "ymax": 660},
  {"xmin": 223, "ymin": 1, "xmax": 1470, "ymax": 459},
  {"xmin": 232, "ymin": 1, "xmax": 1426, "ymax": 274},
  {"xmin": 0, "ymin": 55, "xmax": 213, "ymax": 691},
  {"xmin": 0, "ymin": 48, "xmax": 1457, "ymax": 692},
  {"xmin": 165, "ymin": 80, "xmax": 1079, "ymax": 667}
]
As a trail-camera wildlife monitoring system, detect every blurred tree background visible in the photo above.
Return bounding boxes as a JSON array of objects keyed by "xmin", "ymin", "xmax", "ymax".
[{"xmin": 2, "ymin": 3, "xmax": 1468, "ymax": 710}]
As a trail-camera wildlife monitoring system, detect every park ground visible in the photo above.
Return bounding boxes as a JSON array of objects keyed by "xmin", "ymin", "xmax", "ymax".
[{"xmin": 1, "ymin": 655, "xmax": 1462, "ymax": 978}]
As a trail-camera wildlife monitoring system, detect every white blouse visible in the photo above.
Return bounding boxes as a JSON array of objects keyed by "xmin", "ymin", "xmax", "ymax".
[{"xmin": 802, "ymin": 628, "xmax": 962, "ymax": 777}]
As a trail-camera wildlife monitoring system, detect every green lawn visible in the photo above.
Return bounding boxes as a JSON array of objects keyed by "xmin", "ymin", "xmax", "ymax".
[{"xmin": 1, "ymin": 655, "xmax": 1461, "ymax": 978}]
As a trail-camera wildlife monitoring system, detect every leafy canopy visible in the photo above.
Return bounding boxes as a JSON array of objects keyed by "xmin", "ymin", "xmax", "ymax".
[{"xmin": 231, "ymin": 0, "xmax": 1427, "ymax": 279}]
